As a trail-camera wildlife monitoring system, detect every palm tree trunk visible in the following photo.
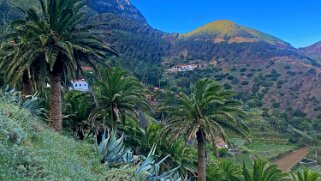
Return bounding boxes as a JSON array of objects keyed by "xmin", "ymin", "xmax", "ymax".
[
  {"xmin": 197, "ymin": 129, "xmax": 206, "ymax": 181},
  {"xmin": 49, "ymin": 72, "xmax": 62, "ymax": 132},
  {"xmin": 22, "ymin": 72, "xmax": 32, "ymax": 97}
]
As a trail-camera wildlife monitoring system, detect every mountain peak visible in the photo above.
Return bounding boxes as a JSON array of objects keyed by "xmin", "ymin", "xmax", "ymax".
[
  {"xmin": 88, "ymin": 0, "xmax": 147, "ymax": 23},
  {"xmin": 209, "ymin": 20, "xmax": 237, "ymax": 26},
  {"xmin": 182, "ymin": 20, "xmax": 289, "ymax": 46}
]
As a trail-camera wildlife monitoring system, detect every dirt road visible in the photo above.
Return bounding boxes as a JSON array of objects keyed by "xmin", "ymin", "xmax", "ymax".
[{"xmin": 272, "ymin": 147, "xmax": 309, "ymax": 172}]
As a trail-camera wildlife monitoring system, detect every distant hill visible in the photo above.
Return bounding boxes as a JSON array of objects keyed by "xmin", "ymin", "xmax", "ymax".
[
  {"xmin": 181, "ymin": 20, "xmax": 290, "ymax": 47},
  {"xmin": 300, "ymin": 41, "xmax": 321, "ymax": 61}
]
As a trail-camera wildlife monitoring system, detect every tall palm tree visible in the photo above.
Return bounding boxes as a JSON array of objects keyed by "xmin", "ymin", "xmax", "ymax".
[
  {"xmin": 0, "ymin": 0, "xmax": 117, "ymax": 131},
  {"xmin": 291, "ymin": 169, "xmax": 320, "ymax": 181},
  {"xmin": 90, "ymin": 67, "xmax": 148, "ymax": 130},
  {"xmin": 162, "ymin": 78, "xmax": 249, "ymax": 181},
  {"xmin": 240, "ymin": 159, "xmax": 288, "ymax": 181}
]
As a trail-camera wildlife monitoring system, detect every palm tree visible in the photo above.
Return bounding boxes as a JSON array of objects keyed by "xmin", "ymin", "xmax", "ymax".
[
  {"xmin": 162, "ymin": 78, "xmax": 249, "ymax": 181},
  {"xmin": 291, "ymin": 169, "xmax": 320, "ymax": 181},
  {"xmin": 240, "ymin": 159, "xmax": 288, "ymax": 181},
  {"xmin": 90, "ymin": 67, "xmax": 148, "ymax": 130},
  {"xmin": 0, "ymin": 0, "xmax": 117, "ymax": 131},
  {"xmin": 0, "ymin": 29, "xmax": 42, "ymax": 97},
  {"xmin": 207, "ymin": 160, "xmax": 241, "ymax": 181}
]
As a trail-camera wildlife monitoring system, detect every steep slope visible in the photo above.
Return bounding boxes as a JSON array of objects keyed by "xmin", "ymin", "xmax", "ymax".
[
  {"xmin": 0, "ymin": 101, "xmax": 107, "ymax": 180},
  {"xmin": 300, "ymin": 41, "xmax": 321, "ymax": 61},
  {"xmin": 181, "ymin": 20, "xmax": 290, "ymax": 47},
  {"xmin": 1, "ymin": 0, "xmax": 321, "ymax": 133},
  {"xmin": 88, "ymin": 0, "xmax": 147, "ymax": 23}
]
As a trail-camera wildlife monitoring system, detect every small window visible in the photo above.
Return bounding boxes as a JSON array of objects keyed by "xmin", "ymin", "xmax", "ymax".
[
  {"xmin": 79, "ymin": 84, "xmax": 82, "ymax": 87},
  {"xmin": 75, "ymin": 84, "xmax": 77, "ymax": 87}
]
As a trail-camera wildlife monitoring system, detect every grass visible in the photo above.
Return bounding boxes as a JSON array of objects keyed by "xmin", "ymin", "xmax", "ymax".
[
  {"xmin": 0, "ymin": 101, "xmax": 107, "ymax": 180},
  {"xmin": 221, "ymin": 138, "xmax": 298, "ymax": 168},
  {"xmin": 244, "ymin": 140, "xmax": 298, "ymax": 160}
]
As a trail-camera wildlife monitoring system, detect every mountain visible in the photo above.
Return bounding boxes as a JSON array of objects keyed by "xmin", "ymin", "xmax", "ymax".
[
  {"xmin": 300, "ymin": 41, "xmax": 321, "ymax": 61},
  {"xmin": 1, "ymin": 0, "xmax": 321, "ymax": 133},
  {"xmin": 88, "ymin": 0, "xmax": 147, "ymax": 23},
  {"xmin": 181, "ymin": 20, "xmax": 290, "ymax": 47}
]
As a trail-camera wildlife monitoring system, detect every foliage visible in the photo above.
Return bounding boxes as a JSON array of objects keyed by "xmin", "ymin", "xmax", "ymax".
[
  {"xmin": 162, "ymin": 78, "xmax": 249, "ymax": 180},
  {"xmin": 162, "ymin": 78, "xmax": 249, "ymax": 153},
  {"xmin": 207, "ymin": 160, "xmax": 241, "ymax": 181},
  {"xmin": 0, "ymin": 99, "xmax": 106, "ymax": 180},
  {"xmin": 98, "ymin": 129, "xmax": 134, "ymax": 167},
  {"xmin": 63, "ymin": 91, "xmax": 96, "ymax": 139},
  {"xmin": 291, "ymin": 169, "xmax": 321, "ymax": 181},
  {"xmin": 240, "ymin": 159, "xmax": 288, "ymax": 181},
  {"xmin": 122, "ymin": 121, "xmax": 197, "ymax": 177},
  {"xmin": 97, "ymin": 128, "xmax": 188, "ymax": 180},
  {"xmin": 90, "ymin": 67, "xmax": 148, "ymax": 129},
  {"xmin": 0, "ymin": 0, "xmax": 117, "ymax": 131}
]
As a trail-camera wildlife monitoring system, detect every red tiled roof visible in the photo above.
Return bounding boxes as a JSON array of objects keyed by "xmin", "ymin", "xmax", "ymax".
[{"xmin": 81, "ymin": 66, "xmax": 93, "ymax": 71}]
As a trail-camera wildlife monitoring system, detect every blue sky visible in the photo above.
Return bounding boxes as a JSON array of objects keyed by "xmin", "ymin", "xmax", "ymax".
[{"xmin": 131, "ymin": 0, "xmax": 321, "ymax": 48}]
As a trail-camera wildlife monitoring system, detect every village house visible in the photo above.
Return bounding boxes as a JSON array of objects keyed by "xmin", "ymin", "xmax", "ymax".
[
  {"xmin": 168, "ymin": 64, "xmax": 198, "ymax": 73},
  {"xmin": 69, "ymin": 79, "xmax": 89, "ymax": 91}
]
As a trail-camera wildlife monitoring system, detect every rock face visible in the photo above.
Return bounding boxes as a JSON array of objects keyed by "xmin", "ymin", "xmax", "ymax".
[{"xmin": 88, "ymin": 0, "xmax": 147, "ymax": 23}]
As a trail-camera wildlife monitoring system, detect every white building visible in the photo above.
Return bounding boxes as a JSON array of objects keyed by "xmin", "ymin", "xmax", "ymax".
[
  {"xmin": 69, "ymin": 79, "xmax": 89, "ymax": 91},
  {"xmin": 168, "ymin": 64, "xmax": 198, "ymax": 73}
]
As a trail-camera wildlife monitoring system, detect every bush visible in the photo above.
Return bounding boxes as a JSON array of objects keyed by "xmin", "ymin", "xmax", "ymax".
[
  {"xmin": 293, "ymin": 109, "xmax": 307, "ymax": 117},
  {"xmin": 223, "ymin": 83, "xmax": 232, "ymax": 90},
  {"xmin": 240, "ymin": 68, "xmax": 247, "ymax": 72},
  {"xmin": 105, "ymin": 168, "xmax": 137, "ymax": 181},
  {"xmin": 218, "ymin": 148, "xmax": 228, "ymax": 157},
  {"xmin": 241, "ymin": 81, "xmax": 249, "ymax": 85},
  {"xmin": 284, "ymin": 65, "xmax": 291, "ymax": 70},
  {"xmin": 231, "ymin": 78, "xmax": 239, "ymax": 85},
  {"xmin": 272, "ymin": 102, "xmax": 281, "ymax": 108}
]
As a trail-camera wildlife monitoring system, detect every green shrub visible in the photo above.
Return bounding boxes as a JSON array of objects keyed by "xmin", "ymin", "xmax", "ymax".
[
  {"xmin": 272, "ymin": 102, "xmax": 281, "ymax": 108},
  {"xmin": 240, "ymin": 68, "xmax": 247, "ymax": 72},
  {"xmin": 231, "ymin": 78, "xmax": 239, "ymax": 85},
  {"xmin": 293, "ymin": 109, "xmax": 307, "ymax": 117},
  {"xmin": 218, "ymin": 148, "xmax": 228, "ymax": 157},
  {"xmin": 241, "ymin": 81, "xmax": 249, "ymax": 85}
]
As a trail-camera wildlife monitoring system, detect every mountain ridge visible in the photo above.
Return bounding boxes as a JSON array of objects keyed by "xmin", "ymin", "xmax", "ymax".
[
  {"xmin": 299, "ymin": 41, "xmax": 321, "ymax": 61},
  {"xmin": 2, "ymin": 0, "xmax": 321, "ymax": 121}
]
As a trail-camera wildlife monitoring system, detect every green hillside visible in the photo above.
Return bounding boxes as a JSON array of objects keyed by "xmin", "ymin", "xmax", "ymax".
[
  {"xmin": 181, "ymin": 20, "xmax": 288, "ymax": 45},
  {"xmin": 0, "ymin": 101, "xmax": 107, "ymax": 180}
]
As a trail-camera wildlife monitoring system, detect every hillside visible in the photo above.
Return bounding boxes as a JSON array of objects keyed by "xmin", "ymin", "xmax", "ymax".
[
  {"xmin": 300, "ymin": 41, "xmax": 321, "ymax": 61},
  {"xmin": 0, "ymin": 101, "xmax": 108, "ymax": 180},
  {"xmin": 1, "ymin": 0, "xmax": 321, "ymax": 142},
  {"xmin": 0, "ymin": 99, "xmax": 145, "ymax": 180},
  {"xmin": 181, "ymin": 20, "xmax": 289, "ymax": 47}
]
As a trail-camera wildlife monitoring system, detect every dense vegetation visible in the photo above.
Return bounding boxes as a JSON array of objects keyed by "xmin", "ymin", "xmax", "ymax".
[{"xmin": 0, "ymin": 0, "xmax": 321, "ymax": 180}]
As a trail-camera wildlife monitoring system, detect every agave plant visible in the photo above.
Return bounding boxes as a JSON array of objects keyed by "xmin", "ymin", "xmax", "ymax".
[
  {"xmin": 97, "ymin": 129, "xmax": 189, "ymax": 180},
  {"xmin": 136, "ymin": 145, "xmax": 190, "ymax": 181},
  {"xmin": 0, "ymin": 87, "xmax": 44, "ymax": 116},
  {"xmin": 97, "ymin": 129, "xmax": 134, "ymax": 167},
  {"xmin": 121, "ymin": 120, "xmax": 197, "ymax": 177}
]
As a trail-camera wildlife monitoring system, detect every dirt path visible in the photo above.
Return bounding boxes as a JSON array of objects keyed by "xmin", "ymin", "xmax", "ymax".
[{"xmin": 272, "ymin": 147, "xmax": 309, "ymax": 172}]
